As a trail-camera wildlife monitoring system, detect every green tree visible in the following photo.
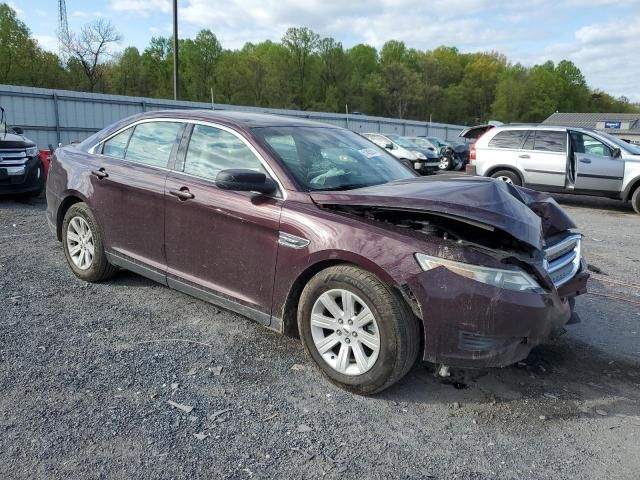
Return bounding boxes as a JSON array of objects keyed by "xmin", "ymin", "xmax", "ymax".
[{"xmin": 282, "ymin": 27, "xmax": 320, "ymax": 109}]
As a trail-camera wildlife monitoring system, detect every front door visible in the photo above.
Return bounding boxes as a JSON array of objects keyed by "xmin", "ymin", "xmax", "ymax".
[
  {"xmin": 570, "ymin": 131, "xmax": 624, "ymax": 193},
  {"xmin": 89, "ymin": 121, "xmax": 185, "ymax": 274},
  {"xmin": 164, "ymin": 123, "xmax": 283, "ymax": 324}
]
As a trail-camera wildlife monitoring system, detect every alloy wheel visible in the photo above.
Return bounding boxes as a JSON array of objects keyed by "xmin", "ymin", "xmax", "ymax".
[
  {"xmin": 496, "ymin": 175, "xmax": 514, "ymax": 184},
  {"xmin": 66, "ymin": 216, "xmax": 95, "ymax": 270},
  {"xmin": 439, "ymin": 158, "xmax": 450, "ymax": 170},
  {"xmin": 310, "ymin": 289, "xmax": 381, "ymax": 376}
]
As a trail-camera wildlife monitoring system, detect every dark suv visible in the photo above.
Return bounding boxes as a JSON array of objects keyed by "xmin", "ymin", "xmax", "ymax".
[
  {"xmin": 46, "ymin": 110, "xmax": 589, "ymax": 394},
  {"xmin": 0, "ymin": 110, "xmax": 44, "ymax": 196}
]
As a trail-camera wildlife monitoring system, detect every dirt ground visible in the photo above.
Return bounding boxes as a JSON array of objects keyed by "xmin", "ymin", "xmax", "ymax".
[{"xmin": 1, "ymin": 193, "xmax": 639, "ymax": 479}]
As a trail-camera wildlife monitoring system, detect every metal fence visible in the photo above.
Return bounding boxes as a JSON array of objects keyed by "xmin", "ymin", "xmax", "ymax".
[{"xmin": 0, "ymin": 84, "xmax": 467, "ymax": 148}]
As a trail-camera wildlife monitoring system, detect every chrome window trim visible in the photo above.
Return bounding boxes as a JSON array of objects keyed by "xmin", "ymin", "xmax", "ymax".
[{"xmin": 89, "ymin": 117, "xmax": 287, "ymax": 199}]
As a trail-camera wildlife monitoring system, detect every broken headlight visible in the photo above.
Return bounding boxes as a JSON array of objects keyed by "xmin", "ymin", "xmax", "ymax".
[{"xmin": 415, "ymin": 253, "xmax": 540, "ymax": 292}]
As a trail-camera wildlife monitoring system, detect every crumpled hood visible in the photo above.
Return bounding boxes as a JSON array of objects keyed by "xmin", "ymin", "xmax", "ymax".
[{"xmin": 310, "ymin": 176, "xmax": 576, "ymax": 250}]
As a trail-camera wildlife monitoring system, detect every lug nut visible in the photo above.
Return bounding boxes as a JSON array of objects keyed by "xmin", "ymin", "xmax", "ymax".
[
  {"xmin": 338, "ymin": 319, "xmax": 343, "ymax": 324},
  {"xmin": 345, "ymin": 338, "xmax": 351, "ymax": 344},
  {"xmin": 352, "ymin": 332, "xmax": 357, "ymax": 337},
  {"xmin": 336, "ymin": 330, "xmax": 342, "ymax": 336}
]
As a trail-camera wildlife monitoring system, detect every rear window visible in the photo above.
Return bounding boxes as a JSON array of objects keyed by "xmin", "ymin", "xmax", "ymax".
[
  {"xmin": 488, "ymin": 130, "xmax": 526, "ymax": 149},
  {"xmin": 534, "ymin": 131, "xmax": 566, "ymax": 153}
]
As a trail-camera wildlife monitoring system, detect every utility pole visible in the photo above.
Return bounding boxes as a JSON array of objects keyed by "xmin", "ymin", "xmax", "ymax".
[{"xmin": 172, "ymin": 0, "xmax": 179, "ymax": 100}]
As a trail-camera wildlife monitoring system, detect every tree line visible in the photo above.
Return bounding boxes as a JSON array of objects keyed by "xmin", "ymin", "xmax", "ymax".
[{"xmin": 1, "ymin": 3, "xmax": 637, "ymax": 126}]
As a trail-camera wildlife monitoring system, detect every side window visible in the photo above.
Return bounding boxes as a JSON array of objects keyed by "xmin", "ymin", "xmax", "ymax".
[
  {"xmin": 570, "ymin": 132, "xmax": 612, "ymax": 157},
  {"xmin": 183, "ymin": 124, "xmax": 266, "ymax": 180},
  {"xmin": 125, "ymin": 122, "xmax": 184, "ymax": 168},
  {"xmin": 102, "ymin": 128, "xmax": 133, "ymax": 158},
  {"xmin": 534, "ymin": 131, "xmax": 566, "ymax": 153},
  {"xmin": 488, "ymin": 130, "xmax": 527, "ymax": 149},
  {"xmin": 522, "ymin": 131, "xmax": 535, "ymax": 150}
]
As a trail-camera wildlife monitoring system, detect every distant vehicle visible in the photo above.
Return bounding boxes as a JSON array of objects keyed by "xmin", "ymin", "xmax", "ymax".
[
  {"xmin": 362, "ymin": 133, "xmax": 438, "ymax": 175},
  {"xmin": 465, "ymin": 124, "xmax": 640, "ymax": 214},
  {"xmin": 0, "ymin": 106, "xmax": 45, "ymax": 196},
  {"xmin": 46, "ymin": 110, "xmax": 588, "ymax": 394},
  {"xmin": 426, "ymin": 137, "xmax": 445, "ymax": 149},
  {"xmin": 404, "ymin": 136, "xmax": 439, "ymax": 153}
]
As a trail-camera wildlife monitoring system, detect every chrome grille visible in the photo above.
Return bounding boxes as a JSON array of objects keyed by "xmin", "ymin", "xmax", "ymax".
[
  {"xmin": 0, "ymin": 148, "xmax": 29, "ymax": 166},
  {"xmin": 543, "ymin": 234, "xmax": 582, "ymax": 288}
]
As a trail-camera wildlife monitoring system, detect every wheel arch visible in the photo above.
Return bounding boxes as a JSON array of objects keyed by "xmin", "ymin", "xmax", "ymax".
[
  {"xmin": 56, "ymin": 191, "xmax": 89, "ymax": 241},
  {"xmin": 279, "ymin": 246, "xmax": 422, "ymax": 339},
  {"xmin": 485, "ymin": 165, "xmax": 525, "ymax": 184},
  {"xmin": 622, "ymin": 175, "xmax": 640, "ymax": 202}
]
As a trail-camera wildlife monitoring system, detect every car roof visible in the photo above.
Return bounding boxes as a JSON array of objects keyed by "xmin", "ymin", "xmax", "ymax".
[
  {"xmin": 135, "ymin": 109, "xmax": 337, "ymax": 129},
  {"xmin": 489, "ymin": 124, "xmax": 598, "ymax": 134}
]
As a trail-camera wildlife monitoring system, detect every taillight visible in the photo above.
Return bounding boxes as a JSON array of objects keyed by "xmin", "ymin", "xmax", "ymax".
[{"xmin": 470, "ymin": 142, "xmax": 476, "ymax": 163}]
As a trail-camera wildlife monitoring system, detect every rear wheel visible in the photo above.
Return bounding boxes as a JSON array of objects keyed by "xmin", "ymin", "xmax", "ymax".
[
  {"xmin": 62, "ymin": 203, "xmax": 117, "ymax": 282},
  {"xmin": 632, "ymin": 187, "xmax": 640, "ymax": 214},
  {"xmin": 297, "ymin": 265, "xmax": 420, "ymax": 395},
  {"xmin": 491, "ymin": 169, "xmax": 522, "ymax": 186}
]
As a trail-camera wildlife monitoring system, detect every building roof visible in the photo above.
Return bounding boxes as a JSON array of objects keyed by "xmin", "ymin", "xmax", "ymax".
[{"xmin": 542, "ymin": 112, "xmax": 640, "ymax": 135}]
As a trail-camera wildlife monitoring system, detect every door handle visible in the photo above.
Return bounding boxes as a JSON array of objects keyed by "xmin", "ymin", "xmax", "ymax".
[
  {"xmin": 518, "ymin": 154, "xmax": 530, "ymax": 159},
  {"xmin": 169, "ymin": 188, "xmax": 194, "ymax": 201},
  {"xmin": 579, "ymin": 158, "xmax": 592, "ymax": 164},
  {"xmin": 91, "ymin": 168, "xmax": 108, "ymax": 179}
]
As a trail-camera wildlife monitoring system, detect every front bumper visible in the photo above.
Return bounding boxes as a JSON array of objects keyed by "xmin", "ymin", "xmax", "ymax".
[
  {"xmin": 0, "ymin": 156, "xmax": 44, "ymax": 194},
  {"xmin": 406, "ymin": 267, "xmax": 589, "ymax": 368},
  {"xmin": 415, "ymin": 160, "xmax": 440, "ymax": 175}
]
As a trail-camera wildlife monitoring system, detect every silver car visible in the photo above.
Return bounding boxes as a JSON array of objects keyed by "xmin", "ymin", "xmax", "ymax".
[{"xmin": 467, "ymin": 125, "xmax": 640, "ymax": 214}]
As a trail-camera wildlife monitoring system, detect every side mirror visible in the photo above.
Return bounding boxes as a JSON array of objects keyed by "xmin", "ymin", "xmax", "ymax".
[
  {"xmin": 216, "ymin": 169, "xmax": 277, "ymax": 195},
  {"xmin": 384, "ymin": 143, "xmax": 394, "ymax": 150},
  {"xmin": 12, "ymin": 127, "xmax": 24, "ymax": 135},
  {"xmin": 612, "ymin": 147, "xmax": 622, "ymax": 158}
]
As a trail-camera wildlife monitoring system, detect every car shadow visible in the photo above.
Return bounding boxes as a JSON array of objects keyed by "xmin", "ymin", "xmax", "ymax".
[
  {"xmin": 552, "ymin": 194, "xmax": 634, "ymax": 213},
  {"xmin": 378, "ymin": 336, "xmax": 640, "ymax": 416}
]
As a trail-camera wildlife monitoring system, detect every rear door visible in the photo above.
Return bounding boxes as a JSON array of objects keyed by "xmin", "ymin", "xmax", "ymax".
[
  {"xmin": 91, "ymin": 120, "xmax": 185, "ymax": 274},
  {"xmin": 570, "ymin": 131, "xmax": 624, "ymax": 193},
  {"xmin": 164, "ymin": 123, "xmax": 283, "ymax": 324},
  {"xmin": 520, "ymin": 130, "xmax": 567, "ymax": 187},
  {"xmin": 483, "ymin": 129, "xmax": 528, "ymax": 173}
]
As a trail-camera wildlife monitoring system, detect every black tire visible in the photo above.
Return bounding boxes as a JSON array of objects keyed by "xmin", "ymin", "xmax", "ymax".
[
  {"xmin": 62, "ymin": 203, "xmax": 117, "ymax": 282},
  {"xmin": 632, "ymin": 187, "xmax": 640, "ymax": 215},
  {"xmin": 490, "ymin": 169, "xmax": 522, "ymax": 186},
  {"xmin": 439, "ymin": 157, "xmax": 451, "ymax": 170},
  {"xmin": 297, "ymin": 265, "xmax": 420, "ymax": 395}
]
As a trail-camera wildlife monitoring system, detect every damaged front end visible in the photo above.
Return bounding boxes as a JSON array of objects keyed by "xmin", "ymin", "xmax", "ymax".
[{"xmin": 311, "ymin": 177, "xmax": 589, "ymax": 368}]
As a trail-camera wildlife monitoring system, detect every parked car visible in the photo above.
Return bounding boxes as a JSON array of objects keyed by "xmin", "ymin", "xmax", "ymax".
[
  {"xmin": 362, "ymin": 132, "xmax": 437, "ymax": 174},
  {"xmin": 438, "ymin": 142, "xmax": 471, "ymax": 171},
  {"xmin": 47, "ymin": 111, "xmax": 588, "ymax": 394},
  {"xmin": 403, "ymin": 136, "xmax": 439, "ymax": 153},
  {"xmin": 465, "ymin": 124, "xmax": 640, "ymax": 214},
  {"xmin": 0, "ymin": 106, "xmax": 45, "ymax": 196}
]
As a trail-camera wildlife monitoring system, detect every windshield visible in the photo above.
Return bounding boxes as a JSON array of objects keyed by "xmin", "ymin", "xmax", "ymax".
[
  {"xmin": 253, "ymin": 126, "xmax": 415, "ymax": 191},
  {"xmin": 596, "ymin": 131, "xmax": 640, "ymax": 155},
  {"xmin": 407, "ymin": 137, "xmax": 436, "ymax": 150},
  {"xmin": 427, "ymin": 137, "xmax": 442, "ymax": 147},
  {"xmin": 386, "ymin": 134, "xmax": 414, "ymax": 149}
]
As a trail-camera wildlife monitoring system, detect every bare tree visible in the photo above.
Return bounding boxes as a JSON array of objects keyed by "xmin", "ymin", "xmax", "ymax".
[{"xmin": 64, "ymin": 19, "xmax": 121, "ymax": 92}]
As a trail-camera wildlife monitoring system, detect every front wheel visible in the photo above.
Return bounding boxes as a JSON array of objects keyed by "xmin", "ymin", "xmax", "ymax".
[
  {"xmin": 297, "ymin": 265, "xmax": 420, "ymax": 395},
  {"xmin": 632, "ymin": 187, "xmax": 640, "ymax": 214},
  {"xmin": 439, "ymin": 157, "xmax": 451, "ymax": 170}
]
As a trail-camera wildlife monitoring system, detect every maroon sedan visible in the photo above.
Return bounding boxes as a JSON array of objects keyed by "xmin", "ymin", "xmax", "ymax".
[{"xmin": 46, "ymin": 110, "xmax": 588, "ymax": 394}]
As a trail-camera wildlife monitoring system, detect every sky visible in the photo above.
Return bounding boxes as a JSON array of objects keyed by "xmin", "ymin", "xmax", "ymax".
[{"xmin": 10, "ymin": 0, "xmax": 640, "ymax": 102}]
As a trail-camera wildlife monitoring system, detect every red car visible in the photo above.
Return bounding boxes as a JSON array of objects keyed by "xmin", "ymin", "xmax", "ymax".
[{"xmin": 46, "ymin": 111, "xmax": 588, "ymax": 394}]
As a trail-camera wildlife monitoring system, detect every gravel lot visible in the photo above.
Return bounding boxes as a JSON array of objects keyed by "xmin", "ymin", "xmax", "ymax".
[{"xmin": 1, "ymin": 192, "xmax": 639, "ymax": 479}]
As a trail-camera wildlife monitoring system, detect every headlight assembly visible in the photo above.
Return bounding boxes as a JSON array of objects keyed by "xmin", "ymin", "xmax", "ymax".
[
  {"xmin": 415, "ymin": 253, "xmax": 540, "ymax": 292},
  {"xmin": 414, "ymin": 151, "xmax": 426, "ymax": 160},
  {"xmin": 25, "ymin": 146, "xmax": 39, "ymax": 157}
]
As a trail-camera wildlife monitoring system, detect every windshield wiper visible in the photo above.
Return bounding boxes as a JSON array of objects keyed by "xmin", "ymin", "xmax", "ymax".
[{"xmin": 315, "ymin": 183, "xmax": 371, "ymax": 192}]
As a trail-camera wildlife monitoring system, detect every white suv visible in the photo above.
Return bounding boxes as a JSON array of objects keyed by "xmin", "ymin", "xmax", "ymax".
[{"xmin": 467, "ymin": 125, "xmax": 640, "ymax": 213}]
